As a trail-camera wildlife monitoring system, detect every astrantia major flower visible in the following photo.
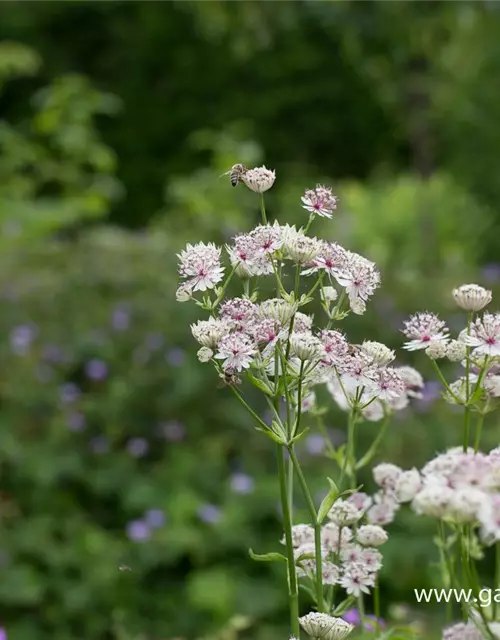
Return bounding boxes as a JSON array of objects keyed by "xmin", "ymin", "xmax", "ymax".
[
  {"xmin": 442, "ymin": 622, "xmax": 483, "ymax": 640},
  {"xmin": 228, "ymin": 233, "xmax": 273, "ymax": 278},
  {"xmin": 303, "ymin": 241, "xmax": 348, "ymax": 277},
  {"xmin": 320, "ymin": 329, "xmax": 349, "ymax": 366},
  {"xmin": 328, "ymin": 499, "xmax": 362, "ymax": 526},
  {"xmin": 299, "ymin": 612, "xmax": 354, "ymax": 640},
  {"xmin": 242, "ymin": 165, "xmax": 276, "ymax": 193},
  {"xmin": 177, "ymin": 241, "xmax": 224, "ymax": 292},
  {"xmin": 219, "ymin": 297, "xmax": 258, "ymax": 324},
  {"xmin": 453, "ymin": 283, "xmax": 492, "ymax": 312},
  {"xmin": 215, "ymin": 333, "xmax": 256, "ymax": 372},
  {"xmin": 335, "ymin": 252, "xmax": 380, "ymax": 315},
  {"xmin": 339, "ymin": 564, "xmax": 375, "ymax": 597},
  {"xmin": 396, "ymin": 365, "xmax": 424, "ymax": 397},
  {"xmin": 402, "ymin": 312, "xmax": 449, "ymax": 351},
  {"xmin": 356, "ymin": 524, "xmax": 388, "ymax": 547},
  {"xmin": 260, "ymin": 298, "xmax": 297, "ymax": 326},
  {"xmin": 321, "ymin": 522, "xmax": 353, "ymax": 552},
  {"xmin": 191, "ymin": 317, "xmax": 231, "ymax": 348},
  {"xmin": 301, "ymin": 184, "xmax": 338, "ymax": 218},
  {"xmin": 287, "ymin": 234, "xmax": 322, "ymax": 264},
  {"xmin": 290, "ymin": 332, "xmax": 325, "ymax": 361},
  {"xmin": 360, "ymin": 341, "xmax": 395, "ymax": 366},
  {"xmin": 464, "ymin": 312, "xmax": 500, "ymax": 356},
  {"xmin": 372, "ymin": 368, "xmax": 405, "ymax": 402}
]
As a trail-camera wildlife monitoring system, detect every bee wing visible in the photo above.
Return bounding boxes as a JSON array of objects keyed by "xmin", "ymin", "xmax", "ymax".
[{"xmin": 219, "ymin": 170, "xmax": 232, "ymax": 178}]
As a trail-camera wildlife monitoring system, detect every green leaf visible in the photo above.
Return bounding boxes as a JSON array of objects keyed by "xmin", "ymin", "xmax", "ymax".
[
  {"xmin": 317, "ymin": 477, "xmax": 339, "ymax": 524},
  {"xmin": 332, "ymin": 595, "xmax": 356, "ymax": 616},
  {"xmin": 247, "ymin": 371, "xmax": 274, "ymax": 396},
  {"xmin": 248, "ymin": 549, "xmax": 287, "ymax": 563},
  {"xmin": 254, "ymin": 427, "xmax": 286, "ymax": 445}
]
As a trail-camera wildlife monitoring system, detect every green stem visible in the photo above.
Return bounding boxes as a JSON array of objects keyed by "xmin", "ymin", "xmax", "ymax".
[
  {"xmin": 474, "ymin": 412, "xmax": 485, "ymax": 453},
  {"xmin": 374, "ymin": 581, "xmax": 380, "ymax": 633},
  {"xmin": 260, "ymin": 192, "xmax": 267, "ymax": 224},
  {"xmin": 303, "ymin": 212, "xmax": 315, "ymax": 234},
  {"xmin": 463, "ymin": 407, "xmax": 471, "ymax": 452},
  {"xmin": 355, "ymin": 411, "xmax": 390, "ymax": 470},
  {"xmin": 227, "ymin": 385, "xmax": 270, "ymax": 432},
  {"xmin": 340, "ymin": 404, "xmax": 358, "ymax": 490},
  {"xmin": 358, "ymin": 592, "xmax": 366, "ymax": 630},
  {"xmin": 464, "ymin": 312, "xmax": 473, "ymax": 451},
  {"xmin": 294, "ymin": 361, "xmax": 305, "ymax": 439},
  {"xmin": 431, "ymin": 359, "xmax": 462, "ymax": 404},
  {"xmin": 288, "ymin": 447, "xmax": 324, "ymax": 612},
  {"xmin": 276, "ymin": 444, "xmax": 300, "ymax": 637}
]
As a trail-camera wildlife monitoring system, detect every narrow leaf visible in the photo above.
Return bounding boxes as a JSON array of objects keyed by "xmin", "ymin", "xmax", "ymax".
[
  {"xmin": 317, "ymin": 477, "xmax": 339, "ymax": 524},
  {"xmin": 247, "ymin": 372, "xmax": 273, "ymax": 396},
  {"xmin": 249, "ymin": 549, "xmax": 287, "ymax": 563}
]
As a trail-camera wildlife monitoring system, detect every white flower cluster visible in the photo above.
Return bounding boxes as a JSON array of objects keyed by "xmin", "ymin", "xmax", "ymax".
[
  {"xmin": 287, "ymin": 498, "xmax": 388, "ymax": 598},
  {"xmin": 390, "ymin": 447, "xmax": 500, "ymax": 542},
  {"xmin": 327, "ymin": 340, "xmax": 424, "ymax": 423},
  {"xmin": 442, "ymin": 621, "xmax": 500, "ymax": 639},
  {"xmin": 299, "ymin": 612, "xmax": 354, "ymax": 640}
]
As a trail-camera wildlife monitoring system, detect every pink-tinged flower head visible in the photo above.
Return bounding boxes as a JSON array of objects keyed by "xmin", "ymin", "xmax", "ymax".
[
  {"xmin": 320, "ymin": 330, "xmax": 349, "ymax": 366},
  {"xmin": 228, "ymin": 233, "xmax": 273, "ymax": 278},
  {"xmin": 219, "ymin": 298, "xmax": 258, "ymax": 325},
  {"xmin": 303, "ymin": 241, "xmax": 348, "ymax": 277},
  {"xmin": 249, "ymin": 224, "xmax": 283, "ymax": 254},
  {"xmin": 215, "ymin": 333, "xmax": 256, "ymax": 372},
  {"xmin": 395, "ymin": 365, "xmax": 424, "ymax": 398},
  {"xmin": 464, "ymin": 312, "xmax": 500, "ymax": 356},
  {"xmin": 301, "ymin": 184, "xmax": 338, "ymax": 218},
  {"xmin": 335, "ymin": 253, "xmax": 380, "ymax": 315},
  {"xmin": 373, "ymin": 368, "xmax": 405, "ymax": 401},
  {"xmin": 339, "ymin": 563, "xmax": 375, "ymax": 596},
  {"xmin": 177, "ymin": 242, "xmax": 224, "ymax": 292},
  {"xmin": 242, "ymin": 166, "xmax": 275, "ymax": 193},
  {"xmin": 402, "ymin": 312, "xmax": 449, "ymax": 351}
]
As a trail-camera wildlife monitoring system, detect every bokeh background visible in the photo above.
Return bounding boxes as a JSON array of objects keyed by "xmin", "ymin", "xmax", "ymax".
[{"xmin": 1, "ymin": 2, "xmax": 500, "ymax": 639}]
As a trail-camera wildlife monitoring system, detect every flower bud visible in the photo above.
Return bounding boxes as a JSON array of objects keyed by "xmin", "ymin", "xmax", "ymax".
[
  {"xmin": 299, "ymin": 612, "xmax": 354, "ymax": 640},
  {"xmin": 356, "ymin": 524, "xmax": 388, "ymax": 547},
  {"xmin": 321, "ymin": 286, "xmax": 338, "ymax": 303},
  {"xmin": 395, "ymin": 468, "xmax": 422, "ymax": 503},
  {"xmin": 425, "ymin": 340, "xmax": 448, "ymax": 360},
  {"xmin": 452, "ymin": 284, "xmax": 492, "ymax": 312},
  {"xmin": 446, "ymin": 339, "xmax": 467, "ymax": 362},
  {"xmin": 242, "ymin": 166, "xmax": 276, "ymax": 193},
  {"xmin": 197, "ymin": 347, "xmax": 213, "ymax": 363},
  {"xmin": 176, "ymin": 284, "xmax": 193, "ymax": 302}
]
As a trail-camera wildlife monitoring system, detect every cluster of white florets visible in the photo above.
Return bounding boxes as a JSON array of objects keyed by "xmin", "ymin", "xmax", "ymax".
[
  {"xmin": 286, "ymin": 498, "xmax": 388, "ymax": 598},
  {"xmin": 327, "ymin": 339, "xmax": 424, "ymax": 422},
  {"xmin": 402, "ymin": 284, "xmax": 500, "ymax": 405},
  {"xmin": 299, "ymin": 612, "xmax": 354, "ymax": 640},
  {"xmin": 387, "ymin": 448, "xmax": 500, "ymax": 542},
  {"xmin": 442, "ymin": 621, "xmax": 500, "ymax": 639}
]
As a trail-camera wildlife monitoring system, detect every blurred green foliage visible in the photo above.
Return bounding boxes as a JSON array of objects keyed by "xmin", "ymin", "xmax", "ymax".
[{"xmin": 1, "ymin": 3, "xmax": 500, "ymax": 639}]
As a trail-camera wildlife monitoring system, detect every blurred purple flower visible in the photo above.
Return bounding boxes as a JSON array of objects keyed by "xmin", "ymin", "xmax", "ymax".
[
  {"xmin": 230, "ymin": 472, "xmax": 255, "ymax": 494},
  {"xmin": 127, "ymin": 438, "xmax": 149, "ymax": 458},
  {"xmin": 144, "ymin": 509, "xmax": 166, "ymax": 528},
  {"xmin": 85, "ymin": 359, "xmax": 108, "ymax": 381},
  {"xmin": 10, "ymin": 324, "xmax": 37, "ymax": 355},
  {"xmin": 60, "ymin": 383, "xmax": 81, "ymax": 404},
  {"xmin": 482, "ymin": 262, "xmax": 500, "ymax": 284},
  {"xmin": 415, "ymin": 381, "xmax": 442, "ymax": 412},
  {"xmin": 67, "ymin": 412, "xmax": 86, "ymax": 432},
  {"xmin": 197, "ymin": 504, "xmax": 222, "ymax": 524},
  {"xmin": 305, "ymin": 434, "xmax": 325, "ymax": 456},
  {"xmin": 145, "ymin": 333, "xmax": 164, "ymax": 351},
  {"xmin": 111, "ymin": 307, "xmax": 130, "ymax": 331},
  {"xmin": 165, "ymin": 348, "xmax": 185, "ymax": 367},
  {"xmin": 42, "ymin": 344, "xmax": 64, "ymax": 363},
  {"xmin": 126, "ymin": 520, "xmax": 151, "ymax": 542},
  {"xmin": 0, "ymin": 627, "xmax": 7, "ymax": 640},
  {"xmin": 89, "ymin": 436, "xmax": 109, "ymax": 454},
  {"xmin": 159, "ymin": 420, "xmax": 186, "ymax": 442},
  {"xmin": 343, "ymin": 609, "xmax": 384, "ymax": 631}
]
